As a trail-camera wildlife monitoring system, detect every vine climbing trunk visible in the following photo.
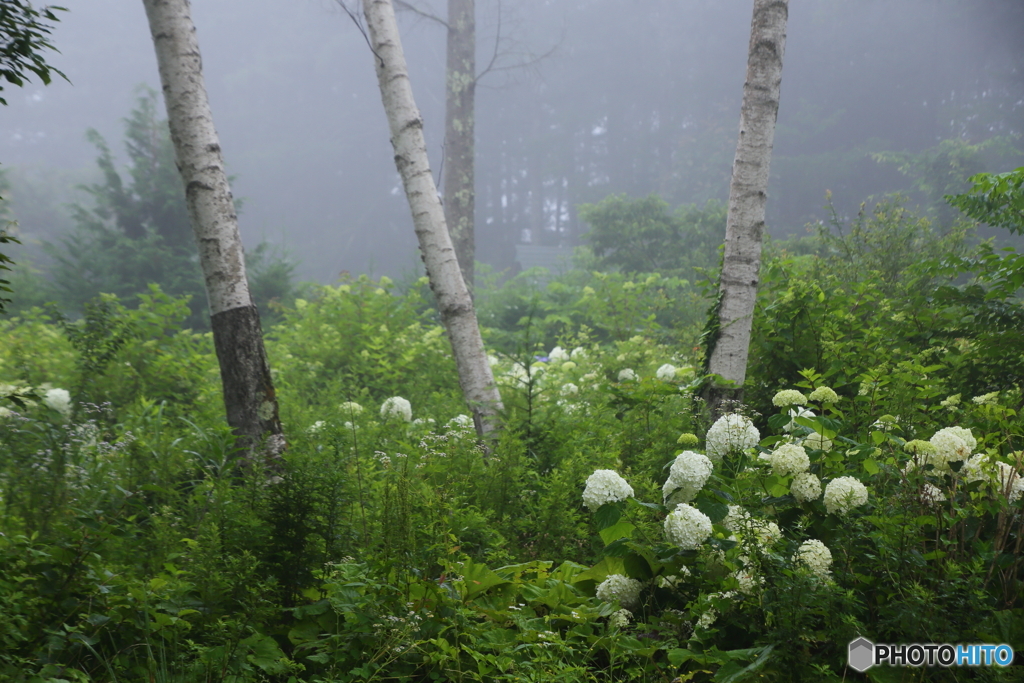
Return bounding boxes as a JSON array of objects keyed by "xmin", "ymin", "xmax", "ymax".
[
  {"xmin": 705, "ymin": 0, "xmax": 788, "ymax": 416},
  {"xmin": 362, "ymin": 0, "xmax": 503, "ymax": 436},
  {"xmin": 141, "ymin": 0, "xmax": 284, "ymax": 464},
  {"xmin": 443, "ymin": 0, "xmax": 476, "ymax": 291}
]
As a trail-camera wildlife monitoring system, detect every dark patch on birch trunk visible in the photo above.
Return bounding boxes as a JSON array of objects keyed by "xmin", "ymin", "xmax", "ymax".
[{"xmin": 210, "ymin": 304, "xmax": 285, "ymax": 466}]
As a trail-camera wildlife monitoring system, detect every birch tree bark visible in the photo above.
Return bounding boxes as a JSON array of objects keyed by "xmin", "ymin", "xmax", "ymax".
[
  {"xmin": 142, "ymin": 0, "xmax": 285, "ymax": 462},
  {"xmin": 705, "ymin": 0, "xmax": 788, "ymax": 413},
  {"xmin": 362, "ymin": 0, "xmax": 503, "ymax": 435},
  {"xmin": 442, "ymin": 0, "xmax": 476, "ymax": 290}
]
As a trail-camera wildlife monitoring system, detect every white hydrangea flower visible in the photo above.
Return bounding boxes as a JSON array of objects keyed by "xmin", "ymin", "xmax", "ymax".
[
  {"xmin": 617, "ymin": 368, "xmax": 637, "ymax": 382},
  {"xmin": 656, "ymin": 364, "xmax": 677, "ymax": 380},
  {"xmin": 487, "ymin": 354, "xmax": 500, "ymax": 367},
  {"xmin": 307, "ymin": 420, "xmax": 326, "ymax": 435},
  {"xmin": 705, "ymin": 414, "xmax": 760, "ymax": 463},
  {"xmin": 930, "ymin": 427, "xmax": 976, "ymax": 467},
  {"xmin": 380, "ymin": 396, "xmax": 413, "ymax": 422},
  {"xmin": 549, "ymin": 346, "xmax": 570, "ymax": 362},
  {"xmin": 940, "ymin": 394, "xmax": 961, "ymax": 408},
  {"xmin": 582, "ymin": 469, "xmax": 634, "ymax": 510},
  {"xmin": 656, "ymin": 567, "xmax": 691, "ymax": 589},
  {"xmin": 961, "ymin": 453, "xmax": 992, "ymax": 484},
  {"xmin": 795, "ymin": 539, "xmax": 832, "ymax": 578},
  {"xmin": 44, "ymin": 388, "xmax": 72, "ymax": 417},
  {"xmin": 733, "ymin": 568, "xmax": 763, "ymax": 594},
  {"xmin": 721, "ymin": 505, "xmax": 750, "ymax": 533},
  {"xmin": 808, "ymin": 386, "xmax": 839, "ymax": 403},
  {"xmin": 561, "ymin": 383, "xmax": 579, "ymax": 396},
  {"xmin": 995, "ymin": 462, "xmax": 1024, "ymax": 504},
  {"xmin": 696, "ymin": 608, "xmax": 718, "ymax": 630},
  {"xmin": 571, "ymin": 347, "xmax": 587, "ymax": 360},
  {"xmin": 769, "ymin": 443, "xmax": 810, "ymax": 477},
  {"xmin": 339, "ymin": 401, "xmax": 363, "ymax": 415},
  {"xmin": 790, "ymin": 472, "xmax": 823, "ymax": 503},
  {"xmin": 920, "ymin": 483, "xmax": 947, "ymax": 505},
  {"xmin": 596, "ymin": 574, "xmax": 643, "ymax": 608},
  {"xmin": 561, "ymin": 361, "xmax": 577, "ymax": 371},
  {"xmin": 662, "ymin": 451, "xmax": 714, "ymax": 504},
  {"xmin": 823, "ymin": 476, "xmax": 869, "ymax": 515},
  {"xmin": 664, "ymin": 504, "xmax": 713, "ymax": 550},
  {"xmin": 609, "ymin": 608, "xmax": 632, "ymax": 629},
  {"xmin": 784, "ymin": 407, "xmax": 815, "ymax": 432},
  {"xmin": 803, "ymin": 432, "xmax": 833, "ymax": 452},
  {"xmin": 749, "ymin": 519, "xmax": 782, "ymax": 547},
  {"xmin": 772, "ymin": 389, "xmax": 807, "ymax": 407}
]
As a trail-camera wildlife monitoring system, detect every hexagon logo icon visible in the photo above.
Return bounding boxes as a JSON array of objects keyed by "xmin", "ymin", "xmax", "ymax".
[{"xmin": 849, "ymin": 637, "xmax": 875, "ymax": 672}]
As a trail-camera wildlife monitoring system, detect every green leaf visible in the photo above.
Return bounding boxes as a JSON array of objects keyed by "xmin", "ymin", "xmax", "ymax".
[
  {"xmin": 862, "ymin": 458, "xmax": 880, "ymax": 475},
  {"xmin": 594, "ymin": 503, "xmax": 622, "ymax": 530},
  {"xmin": 599, "ymin": 520, "xmax": 635, "ymax": 546}
]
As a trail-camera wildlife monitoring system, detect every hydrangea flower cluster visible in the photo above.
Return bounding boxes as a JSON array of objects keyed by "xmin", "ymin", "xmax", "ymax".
[
  {"xmin": 447, "ymin": 414, "xmax": 473, "ymax": 429},
  {"xmin": 582, "ymin": 469, "xmax": 634, "ymax": 510},
  {"xmin": 609, "ymin": 609, "xmax": 632, "ymax": 629},
  {"xmin": 662, "ymin": 451, "xmax": 714, "ymax": 504},
  {"xmin": 995, "ymin": 462, "xmax": 1024, "ymax": 504},
  {"xmin": 808, "ymin": 386, "xmax": 839, "ymax": 403},
  {"xmin": 928, "ymin": 427, "xmax": 976, "ymax": 470},
  {"xmin": 617, "ymin": 368, "xmax": 637, "ymax": 382},
  {"xmin": 339, "ymin": 401, "xmax": 363, "ymax": 415},
  {"xmin": 721, "ymin": 505, "xmax": 750, "ymax": 533},
  {"xmin": 656, "ymin": 364, "xmax": 677, "ymax": 380},
  {"xmin": 795, "ymin": 539, "xmax": 832, "ymax": 578},
  {"xmin": 803, "ymin": 432, "xmax": 833, "ymax": 452},
  {"xmin": 772, "ymin": 389, "xmax": 807, "ymax": 407},
  {"xmin": 790, "ymin": 472, "xmax": 823, "ymax": 503},
  {"xmin": 549, "ymin": 346, "xmax": 570, "ymax": 362},
  {"xmin": 705, "ymin": 414, "xmax": 760, "ymax": 463},
  {"xmin": 596, "ymin": 574, "xmax": 643, "ymax": 608},
  {"xmin": 920, "ymin": 483, "xmax": 947, "ymax": 506},
  {"xmin": 769, "ymin": 443, "xmax": 810, "ymax": 477},
  {"xmin": 561, "ymin": 383, "xmax": 579, "ymax": 396},
  {"xmin": 380, "ymin": 396, "xmax": 413, "ymax": 422},
  {"xmin": 824, "ymin": 476, "xmax": 869, "ymax": 515},
  {"xmin": 44, "ymin": 388, "xmax": 72, "ymax": 417},
  {"xmin": 664, "ymin": 504, "xmax": 712, "ymax": 550}
]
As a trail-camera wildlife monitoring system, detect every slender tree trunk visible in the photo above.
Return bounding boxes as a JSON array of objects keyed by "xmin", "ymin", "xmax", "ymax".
[
  {"xmin": 443, "ymin": 0, "xmax": 476, "ymax": 290},
  {"xmin": 705, "ymin": 0, "xmax": 788, "ymax": 414},
  {"xmin": 142, "ymin": 0, "xmax": 284, "ymax": 462},
  {"xmin": 362, "ymin": 0, "xmax": 502, "ymax": 435}
]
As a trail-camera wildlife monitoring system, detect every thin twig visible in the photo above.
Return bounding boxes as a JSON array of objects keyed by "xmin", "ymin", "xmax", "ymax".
[
  {"xmin": 394, "ymin": 0, "xmax": 449, "ymax": 29},
  {"xmin": 334, "ymin": 0, "xmax": 383, "ymax": 68}
]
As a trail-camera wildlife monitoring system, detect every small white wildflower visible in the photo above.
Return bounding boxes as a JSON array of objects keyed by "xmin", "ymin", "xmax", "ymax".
[
  {"xmin": 790, "ymin": 472, "xmax": 823, "ymax": 503},
  {"xmin": 663, "ymin": 451, "xmax": 714, "ymax": 504},
  {"xmin": 380, "ymin": 396, "xmax": 413, "ymax": 422},
  {"xmin": 44, "ymin": 388, "xmax": 72, "ymax": 417},
  {"xmin": 705, "ymin": 414, "xmax": 760, "ymax": 463},
  {"xmin": 795, "ymin": 539, "xmax": 832, "ymax": 578},
  {"xmin": 656, "ymin": 364, "xmax": 677, "ymax": 381},
  {"xmin": 596, "ymin": 574, "xmax": 642, "ymax": 608},
  {"xmin": 808, "ymin": 386, "xmax": 839, "ymax": 403},
  {"xmin": 609, "ymin": 608, "xmax": 632, "ymax": 629},
  {"xmin": 772, "ymin": 389, "xmax": 807, "ymax": 407},
  {"xmin": 664, "ymin": 504, "xmax": 713, "ymax": 550},
  {"xmin": 617, "ymin": 368, "xmax": 637, "ymax": 382},
  {"xmin": 823, "ymin": 476, "xmax": 869, "ymax": 515},
  {"xmin": 769, "ymin": 443, "xmax": 810, "ymax": 477},
  {"xmin": 972, "ymin": 392, "xmax": 1000, "ymax": 406},
  {"xmin": 549, "ymin": 346, "xmax": 570, "ymax": 362},
  {"xmin": 307, "ymin": 420, "xmax": 326, "ymax": 435},
  {"xmin": 582, "ymin": 469, "xmax": 634, "ymax": 510},
  {"xmin": 447, "ymin": 414, "xmax": 473, "ymax": 429}
]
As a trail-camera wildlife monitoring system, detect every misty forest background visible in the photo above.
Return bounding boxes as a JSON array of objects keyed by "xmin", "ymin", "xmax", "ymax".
[{"xmin": 3, "ymin": 1, "xmax": 1024, "ymax": 682}]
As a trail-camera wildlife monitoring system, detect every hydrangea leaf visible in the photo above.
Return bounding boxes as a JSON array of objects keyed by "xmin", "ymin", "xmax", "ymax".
[{"xmin": 594, "ymin": 502, "xmax": 622, "ymax": 530}]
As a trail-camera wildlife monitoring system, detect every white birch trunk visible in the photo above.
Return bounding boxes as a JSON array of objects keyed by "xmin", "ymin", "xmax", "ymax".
[
  {"xmin": 707, "ymin": 0, "xmax": 788, "ymax": 404},
  {"xmin": 362, "ymin": 0, "xmax": 502, "ymax": 434},
  {"xmin": 443, "ymin": 0, "xmax": 476, "ymax": 290},
  {"xmin": 142, "ymin": 0, "xmax": 284, "ymax": 461}
]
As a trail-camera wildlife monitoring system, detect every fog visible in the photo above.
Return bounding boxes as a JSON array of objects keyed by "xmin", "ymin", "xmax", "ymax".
[{"xmin": 3, "ymin": 0, "xmax": 1022, "ymax": 283}]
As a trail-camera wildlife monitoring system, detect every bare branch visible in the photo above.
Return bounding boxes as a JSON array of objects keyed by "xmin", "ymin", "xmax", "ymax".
[
  {"xmin": 334, "ymin": 0, "xmax": 383, "ymax": 67},
  {"xmin": 475, "ymin": 0, "xmax": 562, "ymax": 86},
  {"xmin": 394, "ymin": 0, "xmax": 450, "ymax": 29}
]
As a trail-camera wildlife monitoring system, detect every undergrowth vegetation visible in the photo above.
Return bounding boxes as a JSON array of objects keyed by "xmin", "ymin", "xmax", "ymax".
[{"xmin": 1, "ymin": 195, "xmax": 1023, "ymax": 682}]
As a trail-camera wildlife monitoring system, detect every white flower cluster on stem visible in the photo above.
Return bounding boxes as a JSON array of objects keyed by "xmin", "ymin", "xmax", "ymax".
[
  {"xmin": 596, "ymin": 574, "xmax": 642, "ymax": 608},
  {"xmin": 823, "ymin": 476, "xmax": 869, "ymax": 515},
  {"xmin": 662, "ymin": 451, "xmax": 714, "ymax": 504},
  {"xmin": 582, "ymin": 469, "xmax": 634, "ymax": 510},
  {"xmin": 705, "ymin": 414, "xmax": 760, "ymax": 463},
  {"xmin": 664, "ymin": 504, "xmax": 713, "ymax": 550}
]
